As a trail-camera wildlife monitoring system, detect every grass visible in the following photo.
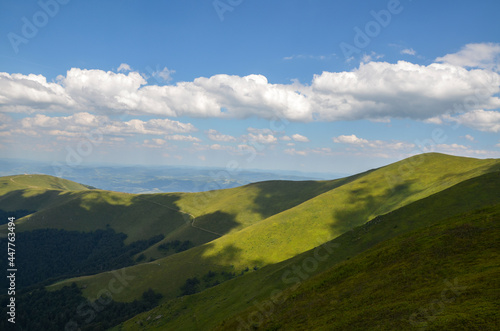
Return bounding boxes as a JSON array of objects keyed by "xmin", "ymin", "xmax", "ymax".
[
  {"xmin": 46, "ymin": 154, "xmax": 500, "ymax": 304},
  {"xmin": 224, "ymin": 204, "xmax": 500, "ymax": 330},
  {"xmin": 116, "ymin": 170, "xmax": 500, "ymax": 330}
]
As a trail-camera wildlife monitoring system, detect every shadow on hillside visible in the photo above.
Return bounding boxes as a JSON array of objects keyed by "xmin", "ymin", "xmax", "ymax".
[
  {"xmin": 330, "ymin": 181, "xmax": 417, "ymax": 236},
  {"xmin": 0, "ymin": 188, "xmax": 241, "ymax": 248},
  {"xmin": 193, "ymin": 211, "xmax": 239, "ymax": 236},
  {"xmin": 0, "ymin": 188, "xmax": 70, "ymax": 213},
  {"xmin": 249, "ymin": 174, "xmax": 370, "ymax": 221}
]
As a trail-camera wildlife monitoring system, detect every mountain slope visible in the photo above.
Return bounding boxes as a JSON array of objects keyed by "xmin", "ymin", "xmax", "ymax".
[
  {"xmin": 223, "ymin": 204, "xmax": 500, "ymax": 330},
  {"xmin": 0, "ymin": 174, "xmax": 92, "ymax": 213},
  {"xmin": 0, "ymin": 172, "xmax": 349, "ymax": 247},
  {"xmin": 116, "ymin": 171, "xmax": 500, "ymax": 331},
  {"xmin": 51, "ymin": 154, "xmax": 500, "ymax": 304}
]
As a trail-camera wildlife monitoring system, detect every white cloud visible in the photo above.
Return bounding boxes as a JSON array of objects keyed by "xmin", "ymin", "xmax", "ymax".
[
  {"xmin": 436, "ymin": 43, "xmax": 500, "ymax": 71},
  {"xmin": 292, "ymin": 133, "xmax": 310, "ymax": 142},
  {"xmin": 451, "ymin": 110, "xmax": 500, "ymax": 133},
  {"xmin": 284, "ymin": 148, "xmax": 307, "ymax": 156},
  {"xmin": 244, "ymin": 133, "xmax": 277, "ymax": 144},
  {"xmin": 151, "ymin": 67, "xmax": 175, "ymax": 83},
  {"xmin": 1, "ymin": 44, "xmax": 499, "ymax": 128},
  {"xmin": 164, "ymin": 135, "xmax": 201, "ymax": 142},
  {"xmin": 311, "ymin": 60, "xmax": 500, "ymax": 121},
  {"xmin": 361, "ymin": 51, "xmax": 384, "ymax": 63},
  {"xmin": 284, "ymin": 147, "xmax": 334, "ymax": 157},
  {"xmin": 206, "ymin": 129, "xmax": 236, "ymax": 142},
  {"xmin": 15, "ymin": 112, "xmax": 196, "ymax": 138},
  {"xmin": 332, "ymin": 134, "xmax": 369, "ymax": 145},
  {"xmin": 464, "ymin": 134, "xmax": 475, "ymax": 141},
  {"xmin": 152, "ymin": 138, "xmax": 166, "ymax": 145},
  {"xmin": 333, "ymin": 134, "xmax": 415, "ymax": 152},
  {"xmin": 401, "ymin": 48, "xmax": 416, "ymax": 56},
  {"xmin": 117, "ymin": 63, "xmax": 132, "ymax": 72},
  {"xmin": 280, "ymin": 135, "xmax": 292, "ymax": 141},
  {"xmin": 283, "ymin": 54, "xmax": 335, "ymax": 61},
  {"xmin": 424, "ymin": 116, "xmax": 444, "ymax": 125},
  {"xmin": 247, "ymin": 128, "xmax": 275, "ymax": 135},
  {"xmin": 429, "ymin": 143, "xmax": 500, "ymax": 158}
]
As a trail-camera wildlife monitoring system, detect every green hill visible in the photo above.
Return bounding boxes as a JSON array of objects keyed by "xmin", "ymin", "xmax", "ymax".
[
  {"xmin": 49, "ymin": 154, "xmax": 500, "ymax": 304},
  {"xmin": 0, "ymin": 153, "xmax": 498, "ymax": 330},
  {"xmin": 222, "ymin": 204, "xmax": 500, "ymax": 331},
  {"xmin": 116, "ymin": 171, "xmax": 500, "ymax": 330},
  {"xmin": 0, "ymin": 174, "xmax": 91, "ymax": 213}
]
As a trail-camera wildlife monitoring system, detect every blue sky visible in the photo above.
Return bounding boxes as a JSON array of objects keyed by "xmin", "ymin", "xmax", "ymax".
[{"xmin": 1, "ymin": 0, "xmax": 500, "ymax": 175}]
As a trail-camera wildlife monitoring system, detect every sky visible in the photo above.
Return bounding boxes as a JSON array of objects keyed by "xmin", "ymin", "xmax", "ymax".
[{"xmin": 1, "ymin": 0, "xmax": 500, "ymax": 175}]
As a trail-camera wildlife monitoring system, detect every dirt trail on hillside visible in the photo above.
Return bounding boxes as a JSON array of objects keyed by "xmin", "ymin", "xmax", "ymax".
[{"xmin": 10, "ymin": 175, "xmax": 42, "ymax": 189}]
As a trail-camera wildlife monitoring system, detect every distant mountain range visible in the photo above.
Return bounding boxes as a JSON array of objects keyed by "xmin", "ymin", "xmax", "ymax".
[
  {"xmin": 0, "ymin": 158, "xmax": 342, "ymax": 193},
  {"xmin": 0, "ymin": 153, "xmax": 498, "ymax": 330}
]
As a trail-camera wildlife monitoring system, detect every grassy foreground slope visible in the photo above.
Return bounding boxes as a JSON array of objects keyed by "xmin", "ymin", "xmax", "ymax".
[
  {"xmin": 53, "ymin": 154, "xmax": 500, "ymax": 304},
  {"xmin": 117, "ymin": 171, "xmax": 500, "ymax": 331},
  {"xmin": 227, "ymin": 204, "xmax": 500, "ymax": 331}
]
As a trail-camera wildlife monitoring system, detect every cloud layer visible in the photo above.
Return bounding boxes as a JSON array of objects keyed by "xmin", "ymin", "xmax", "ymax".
[{"xmin": 1, "ymin": 43, "xmax": 499, "ymax": 125}]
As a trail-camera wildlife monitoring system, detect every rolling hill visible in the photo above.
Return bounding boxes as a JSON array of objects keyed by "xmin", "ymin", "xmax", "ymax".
[
  {"xmin": 0, "ymin": 153, "xmax": 498, "ymax": 330},
  {"xmin": 115, "ymin": 170, "xmax": 500, "ymax": 330},
  {"xmin": 47, "ymin": 153, "xmax": 500, "ymax": 304}
]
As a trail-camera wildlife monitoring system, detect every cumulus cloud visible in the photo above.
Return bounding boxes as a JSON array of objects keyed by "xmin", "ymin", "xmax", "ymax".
[
  {"xmin": 401, "ymin": 48, "xmax": 416, "ymax": 56},
  {"xmin": 332, "ymin": 134, "xmax": 415, "ymax": 151},
  {"xmin": 361, "ymin": 51, "xmax": 384, "ymax": 63},
  {"xmin": 285, "ymin": 147, "xmax": 333, "ymax": 156},
  {"xmin": 117, "ymin": 63, "xmax": 132, "ymax": 72},
  {"xmin": 164, "ymin": 134, "xmax": 201, "ymax": 142},
  {"xmin": 332, "ymin": 134, "xmax": 369, "ymax": 145},
  {"xmin": 292, "ymin": 133, "xmax": 310, "ymax": 142},
  {"xmin": 151, "ymin": 67, "xmax": 175, "ymax": 83},
  {"xmin": 436, "ymin": 43, "xmax": 500, "ymax": 71},
  {"xmin": 284, "ymin": 148, "xmax": 308, "ymax": 156},
  {"xmin": 465, "ymin": 134, "xmax": 475, "ymax": 141},
  {"xmin": 429, "ymin": 143, "xmax": 500, "ymax": 158},
  {"xmin": 1, "ymin": 43, "xmax": 499, "ymax": 127},
  {"xmin": 16, "ymin": 112, "xmax": 196, "ymax": 138},
  {"xmin": 311, "ymin": 60, "xmax": 500, "ymax": 121},
  {"xmin": 244, "ymin": 133, "xmax": 277, "ymax": 144},
  {"xmin": 205, "ymin": 129, "xmax": 236, "ymax": 142},
  {"xmin": 450, "ymin": 109, "xmax": 500, "ymax": 133},
  {"xmin": 152, "ymin": 138, "xmax": 166, "ymax": 145}
]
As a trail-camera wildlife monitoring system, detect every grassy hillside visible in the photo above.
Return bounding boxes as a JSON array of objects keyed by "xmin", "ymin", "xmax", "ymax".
[
  {"xmin": 51, "ymin": 154, "xmax": 500, "ymax": 308},
  {"xmin": 223, "ymin": 204, "xmax": 500, "ymax": 330},
  {"xmin": 52, "ymin": 154, "xmax": 500, "ymax": 305},
  {"xmin": 0, "ymin": 172, "xmax": 348, "ymax": 248},
  {"xmin": 117, "ymin": 171, "xmax": 500, "ymax": 330},
  {"xmin": 0, "ymin": 174, "xmax": 91, "ymax": 193},
  {"xmin": 0, "ymin": 174, "xmax": 91, "ymax": 212}
]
